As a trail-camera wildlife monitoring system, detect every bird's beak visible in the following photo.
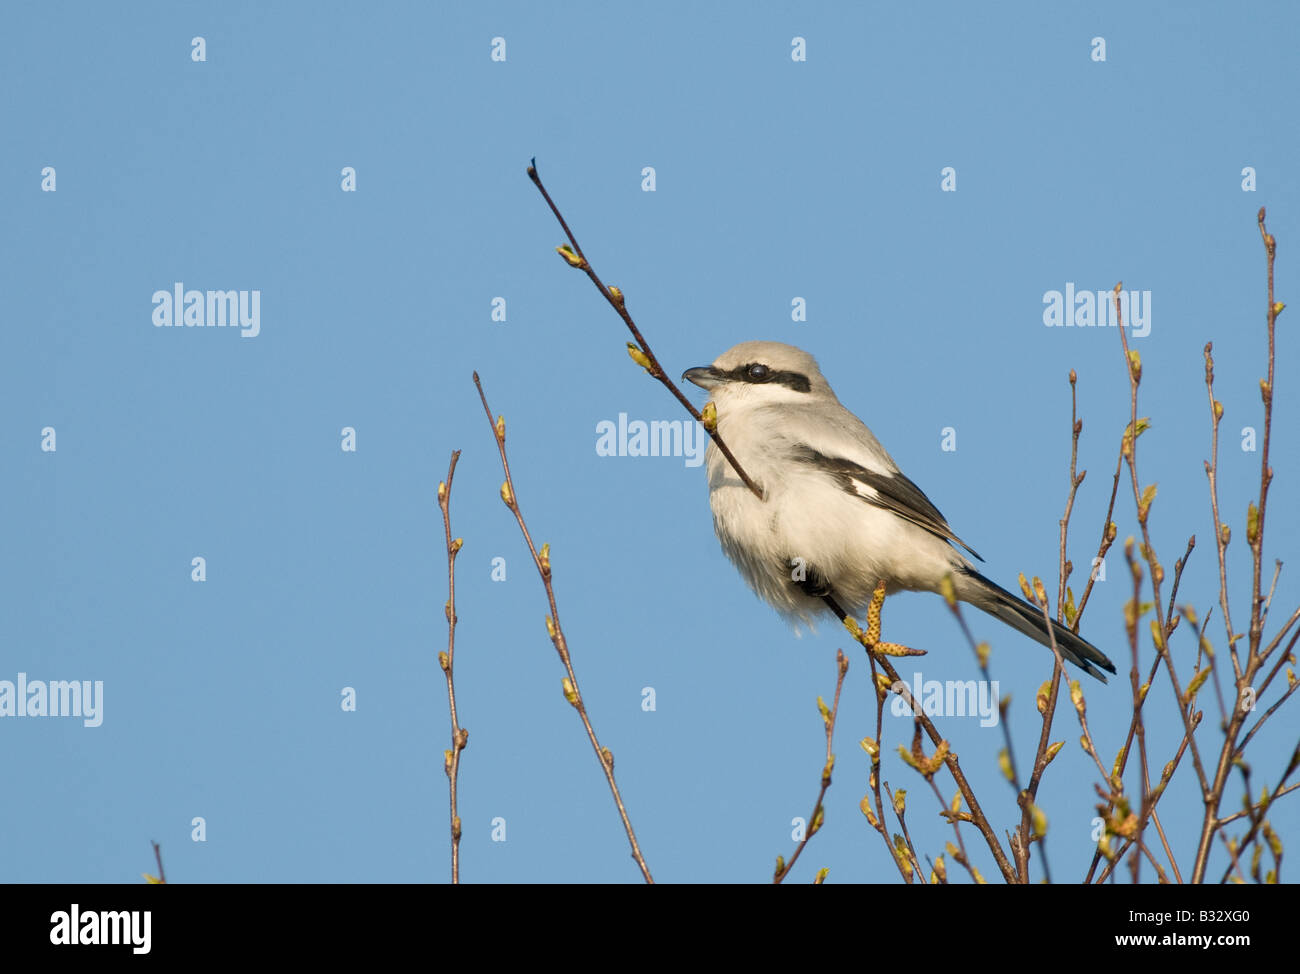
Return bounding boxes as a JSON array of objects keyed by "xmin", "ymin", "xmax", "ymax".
[{"xmin": 682, "ymin": 366, "xmax": 723, "ymax": 389}]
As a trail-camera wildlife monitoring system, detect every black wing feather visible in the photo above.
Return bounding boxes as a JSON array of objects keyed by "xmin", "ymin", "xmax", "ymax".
[{"xmin": 791, "ymin": 447, "xmax": 984, "ymax": 561}]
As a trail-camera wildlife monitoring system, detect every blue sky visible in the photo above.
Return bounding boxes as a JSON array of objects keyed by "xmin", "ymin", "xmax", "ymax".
[{"xmin": 2, "ymin": 2, "xmax": 1296, "ymax": 884}]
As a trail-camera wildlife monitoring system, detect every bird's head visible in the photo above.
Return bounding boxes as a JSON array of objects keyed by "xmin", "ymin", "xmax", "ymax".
[{"xmin": 682, "ymin": 340, "xmax": 836, "ymax": 412}]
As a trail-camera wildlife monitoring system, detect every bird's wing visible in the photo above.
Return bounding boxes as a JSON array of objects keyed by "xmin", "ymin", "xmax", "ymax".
[{"xmin": 788, "ymin": 445, "xmax": 984, "ymax": 562}]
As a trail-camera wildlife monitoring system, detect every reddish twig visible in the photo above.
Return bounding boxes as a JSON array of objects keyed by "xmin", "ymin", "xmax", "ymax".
[
  {"xmin": 774, "ymin": 650, "xmax": 849, "ymax": 884},
  {"xmin": 474, "ymin": 372, "xmax": 654, "ymax": 883},
  {"xmin": 527, "ymin": 159, "xmax": 764, "ymax": 499},
  {"xmin": 437, "ymin": 450, "xmax": 468, "ymax": 883}
]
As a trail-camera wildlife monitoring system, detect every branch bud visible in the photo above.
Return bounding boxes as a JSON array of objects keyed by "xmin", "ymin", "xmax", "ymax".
[
  {"xmin": 555, "ymin": 244, "xmax": 586, "ymax": 269},
  {"xmin": 1138, "ymin": 483, "xmax": 1157, "ymax": 523},
  {"xmin": 701, "ymin": 400, "xmax": 718, "ymax": 433},
  {"xmin": 626, "ymin": 342, "xmax": 653, "ymax": 372},
  {"xmin": 1184, "ymin": 667, "xmax": 1211, "ymax": 705},
  {"xmin": 1018, "ymin": 572, "xmax": 1034, "ymax": 603},
  {"xmin": 1030, "ymin": 803, "xmax": 1048, "ymax": 838},
  {"xmin": 1032, "ymin": 576, "xmax": 1048, "ymax": 608},
  {"xmin": 893, "ymin": 789, "xmax": 907, "ymax": 816},
  {"xmin": 816, "ymin": 694, "xmax": 831, "ymax": 728},
  {"xmin": 860, "ymin": 798, "xmax": 879, "ymax": 828},
  {"xmin": 1036, "ymin": 680, "xmax": 1051, "ymax": 716}
]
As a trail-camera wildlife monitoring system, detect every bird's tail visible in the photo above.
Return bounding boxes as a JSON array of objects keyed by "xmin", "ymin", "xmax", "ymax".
[{"xmin": 959, "ymin": 569, "xmax": 1116, "ymax": 683}]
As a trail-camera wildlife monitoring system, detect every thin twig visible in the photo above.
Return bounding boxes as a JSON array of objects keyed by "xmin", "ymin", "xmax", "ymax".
[
  {"xmin": 1249, "ymin": 209, "xmax": 1278, "ymax": 660},
  {"xmin": 1081, "ymin": 289, "xmax": 1206, "ymax": 883},
  {"xmin": 774, "ymin": 650, "xmax": 849, "ymax": 884},
  {"xmin": 1090, "ymin": 714, "xmax": 1198, "ymax": 884},
  {"xmin": 473, "ymin": 372, "xmax": 654, "ymax": 883},
  {"xmin": 1217, "ymin": 749, "xmax": 1299, "ymax": 883},
  {"xmin": 1059, "ymin": 366, "xmax": 1178, "ymax": 885},
  {"xmin": 1189, "ymin": 209, "xmax": 1282, "ymax": 883},
  {"xmin": 1111, "ymin": 284, "xmax": 1218, "ymax": 885},
  {"xmin": 827, "ymin": 586, "xmax": 1017, "ymax": 883},
  {"xmin": 1236, "ymin": 678, "xmax": 1299, "ymax": 756},
  {"xmin": 527, "ymin": 159, "xmax": 764, "ymax": 499},
  {"xmin": 1058, "ymin": 369, "xmax": 1086, "ymax": 617},
  {"xmin": 1186, "ymin": 605, "xmax": 1229, "ymax": 725},
  {"xmin": 1203, "ymin": 343, "xmax": 1240, "ymax": 678},
  {"xmin": 940, "ymin": 584, "xmax": 1047, "ymax": 883},
  {"xmin": 437, "ymin": 450, "xmax": 467, "ymax": 883},
  {"xmin": 1262, "ymin": 560, "xmax": 1282, "ymax": 625},
  {"xmin": 860, "ymin": 657, "xmax": 918, "ymax": 882},
  {"xmin": 1016, "ymin": 579, "xmax": 1073, "ymax": 885},
  {"xmin": 150, "ymin": 841, "xmax": 166, "ymax": 884},
  {"xmin": 1217, "ymin": 778, "xmax": 1300, "ymax": 827},
  {"xmin": 1072, "ymin": 448, "xmax": 1122, "ymax": 628},
  {"xmin": 883, "ymin": 780, "xmax": 926, "ymax": 880},
  {"xmin": 924, "ymin": 775, "xmax": 972, "ymax": 883}
]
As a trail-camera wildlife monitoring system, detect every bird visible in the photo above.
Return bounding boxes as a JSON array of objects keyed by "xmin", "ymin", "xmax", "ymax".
[{"xmin": 681, "ymin": 340, "xmax": 1116, "ymax": 683}]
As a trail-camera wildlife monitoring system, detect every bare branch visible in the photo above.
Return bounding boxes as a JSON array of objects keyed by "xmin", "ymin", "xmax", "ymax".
[
  {"xmin": 527, "ymin": 160, "xmax": 764, "ymax": 499},
  {"xmin": 473, "ymin": 373, "xmax": 654, "ymax": 883},
  {"xmin": 437, "ymin": 450, "xmax": 468, "ymax": 883},
  {"xmin": 774, "ymin": 650, "xmax": 849, "ymax": 884}
]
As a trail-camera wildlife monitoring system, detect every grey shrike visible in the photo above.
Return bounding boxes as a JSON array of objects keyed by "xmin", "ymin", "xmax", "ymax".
[{"xmin": 682, "ymin": 340, "xmax": 1116, "ymax": 683}]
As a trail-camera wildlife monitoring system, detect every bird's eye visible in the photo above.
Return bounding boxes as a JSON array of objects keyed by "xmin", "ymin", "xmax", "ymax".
[{"xmin": 747, "ymin": 364, "xmax": 771, "ymax": 381}]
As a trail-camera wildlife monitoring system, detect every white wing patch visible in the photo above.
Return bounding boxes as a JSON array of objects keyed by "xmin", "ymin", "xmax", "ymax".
[{"xmin": 848, "ymin": 478, "xmax": 880, "ymax": 502}]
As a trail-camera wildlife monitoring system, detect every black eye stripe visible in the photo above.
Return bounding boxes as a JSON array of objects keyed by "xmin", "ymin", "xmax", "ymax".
[{"xmin": 718, "ymin": 363, "xmax": 812, "ymax": 393}]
